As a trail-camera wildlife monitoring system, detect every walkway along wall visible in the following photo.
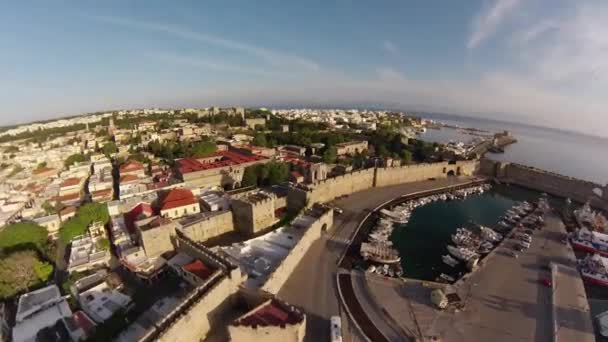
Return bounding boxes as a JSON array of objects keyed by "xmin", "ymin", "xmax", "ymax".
[
  {"xmin": 261, "ymin": 206, "xmax": 334, "ymax": 294},
  {"xmin": 480, "ymin": 159, "xmax": 608, "ymax": 211},
  {"xmin": 287, "ymin": 160, "xmax": 479, "ymax": 212}
]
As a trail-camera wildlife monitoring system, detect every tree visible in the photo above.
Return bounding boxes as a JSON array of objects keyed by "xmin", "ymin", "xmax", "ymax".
[
  {"xmin": 242, "ymin": 165, "xmax": 259, "ymax": 187},
  {"xmin": 0, "ymin": 250, "xmax": 53, "ymax": 299},
  {"xmin": 402, "ymin": 150, "xmax": 413, "ymax": 165},
  {"xmin": 4, "ymin": 145, "xmax": 19, "ymax": 153},
  {"xmin": 252, "ymin": 133, "xmax": 268, "ymax": 147},
  {"xmin": 265, "ymin": 162, "xmax": 289, "ymax": 186},
  {"xmin": 64, "ymin": 153, "xmax": 87, "ymax": 168},
  {"xmin": 190, "ymin": 141, "xmax": 217, "ymax": 158},
  {"xmin": 59, "ymin": 203, "xmax": 109, "ymax": 244},
  {"xmin": 36, "ymin": 161, "xmax": 47, "ymax": 170},
  {"xmin": 0, "ymin": 222, "xmax": 48, "ymax": 253},
  {"xmin": 97, "ymin": 238, "xmax": 110, "ymax": 251},
  {"xmin": 323, "ymin": 147, "xmax": 337, "ymax": 164},
  {"xmin": 102, "ymin": 142, "xmax": 118, "ymax": 157}
]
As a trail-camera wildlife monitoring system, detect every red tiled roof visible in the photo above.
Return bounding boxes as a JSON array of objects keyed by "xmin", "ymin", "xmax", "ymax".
[
  {"xmin": 290, "ymin": 171, "xmax": 303, "ymax": 179},
  {"xmin": 124, "ymin": 203, "xmax": 154, "ymax": 234},
  {"xmin": 91, "ymin": 188, "xmax": 112, "ymax": 199},
  {"xmin": 56, "ymin": 192, "xmax": 80, "ymax": 202},
  {"xmin": 177, "ymin": 151, "xmax": 266, "ymax": 174},
  {"xmin": 119, "ymin": 174, "xmax": 140, "ymax": 184},
  {"xmin": 60, "ymin": 177, "xmax": 81, "ymax": 187},
  {"xmin": 234, "ymin": 299, "xmax": 304, "ymax": 327},
  {"xmin": 60, "ymin": 206, "xmax": 77, "ymax": 215},
  {"xmin": 119, "ymin": 160, "xmax": 144, "ymax": 173},
  {"xmin": 182, "ymin": 259, "xmax": 215, "ymax": 281},
  {"xmin": 33, "ymin": 167, "xmax": 54, "ymax": 175},
  {"xmin": 161, "ymin": 188, "xmax": 198, "ymax": 211}
]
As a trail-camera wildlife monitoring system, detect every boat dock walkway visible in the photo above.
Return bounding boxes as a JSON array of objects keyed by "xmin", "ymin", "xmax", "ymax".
[{"xmin": 551, "ymin": 263, "xmax": 595, "ymax": 342}]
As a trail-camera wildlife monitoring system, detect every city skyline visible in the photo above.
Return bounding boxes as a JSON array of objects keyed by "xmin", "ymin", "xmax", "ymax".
[{"xmin": 1, "ymin": 1, "xmax": 607, "ymax": 136}]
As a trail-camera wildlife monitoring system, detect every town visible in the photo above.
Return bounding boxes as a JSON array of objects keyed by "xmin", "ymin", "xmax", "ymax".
[{"xmin": 0, "ymin": 106, "xmax": 599, "ymax": 342}]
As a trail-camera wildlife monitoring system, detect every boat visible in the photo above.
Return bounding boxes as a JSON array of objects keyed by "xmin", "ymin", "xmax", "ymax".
[
  {"xmin": 447, "ymin": 245, "xmax": 479, "ymax": 262},
  {"xmin": 360, "ymin": 242, "xmax": 401, "ymax": 264},
  {"xmin": 379, "ymin": 208, "xmax": 409, "ymax": 224},
  {"xmin": 442, "ymin": 254, "xmax": 459, "ymax": 267},
  {"xmin": 579, "ymin": 254, "xmax": 608, "ymax": 286},
  {"xmin": 436, "ymin": 273, "xmax": 455, "ymax": 283},
  {"xmin": 478, "ymin": 242, "xmax": 493, "ymax": 254},
  {"xmin": 570, "ymin": 228, "xmax": 608, "ymax": 257},
  {"xmin": 478, "ymin": 225, "xmax": 503, "ymax": 242}
]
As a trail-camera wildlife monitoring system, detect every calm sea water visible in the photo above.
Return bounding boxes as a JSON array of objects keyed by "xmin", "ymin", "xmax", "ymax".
[
  {"xmin": 390, "ymin": 184, "xmax": 559, "ymax": 280},
  {"xmin": 418, "ymin": 113, "xmax": 608, "ymax": 185}
]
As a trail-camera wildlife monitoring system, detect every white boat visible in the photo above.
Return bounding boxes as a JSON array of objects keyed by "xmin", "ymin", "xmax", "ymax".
[
  {"xmin": 438, "ymin": 273, "xmax": 455, "ymax": 283},
  {"xmin": 447, "ymin": 245, "xmax": 479, "ymax": 262},
  {"xmin": 442, "ymin": 254, "xmax": 459, "ymax": 267},
  {"xmin": 379, "ymin": 209, "xmax": 409, "ymax": 224}
]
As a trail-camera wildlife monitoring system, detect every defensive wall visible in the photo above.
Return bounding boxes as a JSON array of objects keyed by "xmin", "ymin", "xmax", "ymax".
[
  {"xmin": 177, "ymin": 210, "xmax": 235, "ymax": 242},
  {"xmin": 287, "ymin": 160, "xmax": 478, "ymax": 211},
  {"xmin": 142, "ymin": 232, "xmax": 243, "ymax": 342},
  {"xmin": 480, "ymin": 158, "xmax": 608, "ymax": 210},
  {"xmin": 261, "ymin": 205, "xmax": 334, "ymax": 294}
]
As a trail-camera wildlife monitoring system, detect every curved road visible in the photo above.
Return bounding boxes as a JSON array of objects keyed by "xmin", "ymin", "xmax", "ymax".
[{"xmin": 277, "ymin": 176, "xmax": 476, "ymax": 341}]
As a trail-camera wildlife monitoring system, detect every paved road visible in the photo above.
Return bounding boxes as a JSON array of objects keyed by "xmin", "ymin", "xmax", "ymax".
[
  {"xmin": 553, "ymin": 264, "xmax": 595, "ymax": 342},
  {"xmin": 278, "ymin": 177, "xmax": 475, "ymax": 342}
]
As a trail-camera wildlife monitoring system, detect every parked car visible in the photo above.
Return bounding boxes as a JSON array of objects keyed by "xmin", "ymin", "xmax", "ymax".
[{"xmin": 539, "ymin": 278, "xmax": 552, "ymax": 287}]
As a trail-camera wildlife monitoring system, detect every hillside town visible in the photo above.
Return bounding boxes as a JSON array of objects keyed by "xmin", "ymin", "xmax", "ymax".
[{"xmin": 0, "ymin": 106, "xmax": 509, "ymax": 341}]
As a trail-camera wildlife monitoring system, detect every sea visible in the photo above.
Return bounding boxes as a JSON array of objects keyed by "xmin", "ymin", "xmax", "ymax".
[{"xmin": 417, "ymin": 113, "xmax": 608, "ymax": 185}]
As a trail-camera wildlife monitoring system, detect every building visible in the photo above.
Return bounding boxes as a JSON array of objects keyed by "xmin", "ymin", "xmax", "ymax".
[
  {"xmin": 229, "ymin": 299, "xmax": 306, "ymax": 342},
  {"xmin": 67, "ymin": 233, "xmax": 110, "ymax": 273},
  {"xmin": 231, "ymin": 192, "xmax": 278, "ymax": 237},
  {"xmin": 134, "ymin": 216, "xmax": 177, "ymax": 258},
  {"xmin": 33, "ymin": 214, "xmax": 61, "ymax": 240},
  {"xmin": 119, "ymin": 160, "xmax": 146, "ymax": 178},
  {"xmin": 59, "ymin": 177, "xmax": 85, "ymax": 196},
  {"xmin": 176, "ymin": 151, "xmax": 268, "ymax": 189},
  {"xmin": 335, "ymin": 140, "xmax": 368, "ymax": 156},
  {"xmin": 245, "ymin": 118, "xmax": 266, "ymax": 129},
  {"xmin": 74, "ymin": 271, "xmax": 133, "ymax": 324},
  {"xmin": 160, "ymin": 188, "xmax": 200, "ymax": 219},
  {"xmin": 12, "ymin": 285, "xmax": 72, "ymax": 342}
]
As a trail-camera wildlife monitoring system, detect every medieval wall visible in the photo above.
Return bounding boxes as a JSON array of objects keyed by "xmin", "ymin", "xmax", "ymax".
[
  {"xmin": 261, "ymin": 208, "xmax": 334, "ymax": 294},
  {"xmin": 286, "ymin": 160, "xmax": 480, "ymax": 211},
  {"xmin": 480, "ymin": 159, "xmax": 608, "ymax": 210},
  {"xmin": 177, "ymin": 210, "xmax": 235, "ymax": 243}
]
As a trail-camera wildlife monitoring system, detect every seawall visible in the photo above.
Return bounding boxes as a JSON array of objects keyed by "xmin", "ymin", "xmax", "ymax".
[{"xmin": 480, "ymin": 159, "xmax": 608, "ymax": 210}]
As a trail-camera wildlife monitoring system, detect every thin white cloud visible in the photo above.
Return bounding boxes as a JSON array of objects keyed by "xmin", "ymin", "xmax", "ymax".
[
  {"xmin": 155, "ymin": 53, "xmax": 281, "ymax": 77},
  {"xmin": 467, "ymin": 0, "xmax": 522, "ymax": 49},
  {"xmin": 383, "ymin": 40, "xmax": 397, "ymax": 54},
  {"xmin": 88, "ymin": 15, "xmax": 321, "ymax": 72}
]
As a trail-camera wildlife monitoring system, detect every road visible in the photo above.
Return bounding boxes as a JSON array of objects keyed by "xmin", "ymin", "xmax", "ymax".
[{"xmin": 277, "ymin": 176, "xmax": 476, "ymax": 341}]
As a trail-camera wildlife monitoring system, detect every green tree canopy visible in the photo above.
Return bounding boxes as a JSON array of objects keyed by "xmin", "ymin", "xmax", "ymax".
[
  {"xmin": 0, "ymin": 250, "xmax": 53, "ymax": 299},
  {"xmin": 191, "ymin": 141, "xmax": 217, "ymax": 158},
  {"xmin": 102, "ymin": 142, "xmax": 118, "ymax": 157},
  {"xmin": 252, "ymin": 133, "xmax": 268, "ymax": 147},
  {"xmin": 323, "ymin": 147, "xmax": 337, "ymax": 164},
  {"xmin": 0, "ymin": 222, "xmax": 48, "ymax": 253},
  {"xmin": 64, "ymin": 153, "xmax": 87, "ymax": 168},
  {"xmin": 59, "ymin": 203, "xmax": 109, "ymax": 244},
  {"xmin": 241, "ymin": 165, "xmax": 259, "ymax": 187}
]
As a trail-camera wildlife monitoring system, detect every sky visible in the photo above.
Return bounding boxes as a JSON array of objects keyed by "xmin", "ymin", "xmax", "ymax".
[{"xmin": 1, "ymin": 1, "xmax": 607, "ymax": 136}]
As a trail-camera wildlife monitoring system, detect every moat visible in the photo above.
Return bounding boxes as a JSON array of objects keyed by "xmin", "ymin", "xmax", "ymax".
[{"xmin": 390, "ymin": 184, "xmax": 565, "ymax": 280}]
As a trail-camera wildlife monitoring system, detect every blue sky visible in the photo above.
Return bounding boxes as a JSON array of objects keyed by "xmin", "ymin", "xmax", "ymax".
[{"xmin": 1, "ymin": 1, "xmax": 607, "ymax": 136}]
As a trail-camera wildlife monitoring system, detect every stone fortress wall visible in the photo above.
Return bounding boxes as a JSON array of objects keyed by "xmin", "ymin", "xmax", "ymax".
[
  {"xmin": 261, "ymin": 206, "xmax": 334, "ymax": 294},
  {"xmin": 177, "ymin": 210, "xmax": 235, "ymax": 242},
  {"xmin": 480, "ymin": 159, "xmax": 608, "ymax": 210},
  {"xmin": 287, "ymin": 160, "xmax": 479, "ymax": 211},
  {"xmin": 144, "ymin": 233, "xmax": 243, "ymax": 342}
]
